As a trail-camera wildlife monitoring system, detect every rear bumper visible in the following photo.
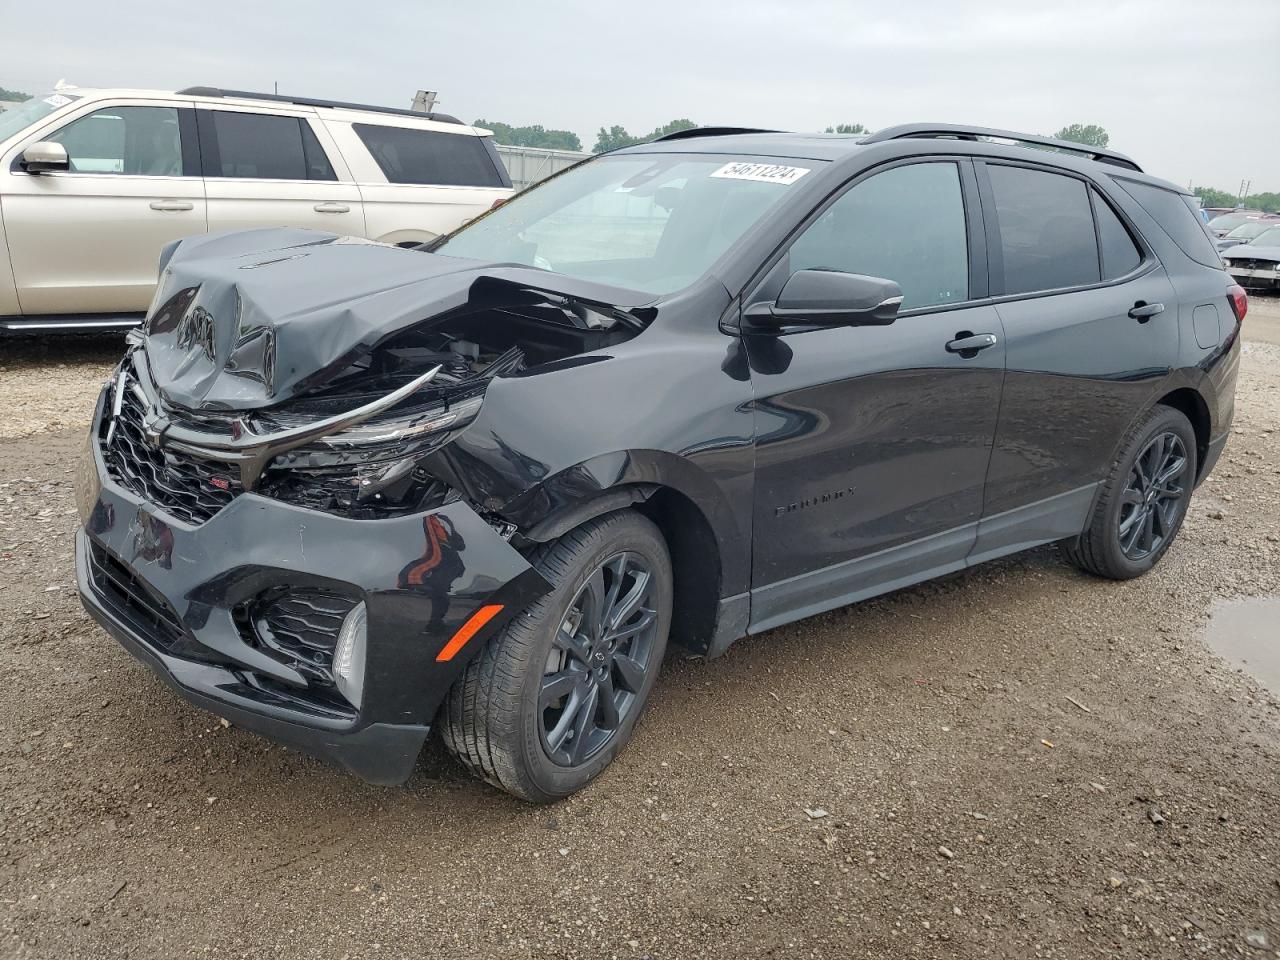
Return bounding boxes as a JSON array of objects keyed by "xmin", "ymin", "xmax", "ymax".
[{"xmin": 74, "ymin": 388, "xmax": 551, "ymax": 785}]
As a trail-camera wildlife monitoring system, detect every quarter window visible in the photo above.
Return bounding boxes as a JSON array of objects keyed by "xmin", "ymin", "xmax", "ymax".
[
  {"xmin": 48, "ymin": 106, "xmax": 185, "ymax": 176},
  {"xmin": 789, "ymin": 162, "xmax": 969, "ymax": 309},
  {"xmin": 1117, "ymin": 179, "xmax": 1222, "ymax": 269},
  {"xmin": 987, "ymin": 165, "xmax": 1099, "ymax": 294},
  {"xmin": 1092, "ymin": 189, "xmax": 1143, "ymax": 279},
  {"xmin": 353, "ymin": 123, "xmax": 506, "ymax": 187},
  {"xmin": 208, "ymin": 111, "xmax": 336, "ymax": 180}
]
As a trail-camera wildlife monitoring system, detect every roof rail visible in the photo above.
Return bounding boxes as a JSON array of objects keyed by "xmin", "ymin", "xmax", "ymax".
[
  {"xmin": 175, "ymin": 87, "xmax": 463, "ymax": 125},
  {"xmin": 653, "ymin": 126, "xmax": 779, "ymax": 142},
  {"xmin": 859, "ymin": 123, "xmax": 1142, "ymax": 172}
]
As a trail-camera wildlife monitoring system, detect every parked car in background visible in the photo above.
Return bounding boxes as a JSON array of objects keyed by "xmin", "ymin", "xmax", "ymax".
[
  {"xmin": 1206, "ymin": 210, "xmax": 1269, "ymax": 238},
  {"xmin": 0, "ymin": 86, "xmax": 513, "ymax": 334},
  {"xmin": 1222, "ymin": 225, "xmax": 1280, "ymax": 292},
  {"xmin": 75, "ymin": 123, "xmax": 1242, "ymax": 801},
  {"xmin": 1216, "ymin": 219, "xmax": 1280, "ymax": 252}
]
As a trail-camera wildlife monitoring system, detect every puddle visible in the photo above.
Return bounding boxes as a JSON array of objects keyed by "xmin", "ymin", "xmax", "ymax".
[{"xmin": 1201, "ymin": 597, "xmax": 1280, "ymax": 694}]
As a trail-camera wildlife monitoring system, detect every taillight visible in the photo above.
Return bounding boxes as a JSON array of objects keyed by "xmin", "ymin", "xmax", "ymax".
[{"xmin": 1227, "ymin": 283, "xmax": 1248, "ymax": 322}]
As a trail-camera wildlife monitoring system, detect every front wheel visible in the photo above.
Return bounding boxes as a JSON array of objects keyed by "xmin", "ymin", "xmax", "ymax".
[
  {"xmin": 440, "ymin": 510, "xmax": 672, "ymax": 802},
  {"xmin": 1060, "ymin": 405, "xmax": 1198, "ymax": 580}
]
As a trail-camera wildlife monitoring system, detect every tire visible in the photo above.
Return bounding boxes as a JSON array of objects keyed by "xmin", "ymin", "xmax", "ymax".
[
  {"xmin": 439, "ymin": 510, "xmax": 672, "ymax": 802},
  {"xmin": 1060, "ymin": 405, "xmax": 1198, "ymax": 580}
]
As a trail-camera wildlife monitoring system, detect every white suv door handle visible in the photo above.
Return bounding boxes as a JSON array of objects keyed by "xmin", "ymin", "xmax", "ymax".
[
  {"xmin": 149, "ymin": 200, "xmax": 193, "ymax": 212},
  {"xmin": 314, "ymin": 202, "xmax": 350, "ymax": 214}
]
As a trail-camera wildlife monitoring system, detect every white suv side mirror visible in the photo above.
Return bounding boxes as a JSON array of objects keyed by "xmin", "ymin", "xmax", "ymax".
[{"xmin": 22, "ymin": 141, "xmax": 69, "ymax": 174}]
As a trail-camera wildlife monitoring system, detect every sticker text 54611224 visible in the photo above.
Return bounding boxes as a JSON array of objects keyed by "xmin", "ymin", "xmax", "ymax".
[{"xmin": 710, "ymin": 162, "xmax": 810, "ymax": 185}]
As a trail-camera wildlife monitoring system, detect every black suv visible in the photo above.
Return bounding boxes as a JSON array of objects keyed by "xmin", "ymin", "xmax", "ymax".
[{"xmin": 75, "ymin": 123, "xmax": 1244, "ymax": 801}]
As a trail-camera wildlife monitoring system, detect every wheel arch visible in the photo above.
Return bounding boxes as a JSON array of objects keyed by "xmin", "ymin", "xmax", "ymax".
[
  {"xmin": 507, "ymin": 450, "xmax": 746, "ymax": 656},
  {"xmin": 1154, "ymin": 386, "xmax": 1211, "ymax": 481}
]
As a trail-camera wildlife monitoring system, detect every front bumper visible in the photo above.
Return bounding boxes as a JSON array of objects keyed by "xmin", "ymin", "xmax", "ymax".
[
  {"xmin": 1225, "ymin": 264, "xmax": 1280, "ymax": 289},
  {"xmin": 74, "ymin": 390, "xmax": 549, "ymax": 785}
]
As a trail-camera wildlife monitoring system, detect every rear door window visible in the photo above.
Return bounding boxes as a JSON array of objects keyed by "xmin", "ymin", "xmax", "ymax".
[
  {"xmin": 1117, "ymin": 179, "xmax": 1223, "ymax": 268},
  {"xmin": 353, "ymin": 123, "xmax": 506, "ymax": 187},
  {"xmin": 206, "ymin": 111, "xmax": 335, "ymax": 180},
  {"xmin": 987, "ymin": 164, "xmax": 1099, "ymax": 294},
  {"xmin": 1092, "ymin": 189, "xmax": 1143, "ymax": 279},
  {"xmin": 788, "ymin": 161, "xmax": 969, "ymax": 309}
]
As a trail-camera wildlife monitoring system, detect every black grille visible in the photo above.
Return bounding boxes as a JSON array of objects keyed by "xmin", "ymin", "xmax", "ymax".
[
  {"xmin": 245, "ymin": 590, "xmax": 359, "ymax": 689},
  {"xmin": 100, "ymin": 386, "xmax": 242, "ymax": 525},
  {"xmin": 1228, "ymin": 258, "xmax": 1278, "ymax": 272},
  {"xmin": 88, "ymin": 542, "xmax": 186, "ymax": 652}
]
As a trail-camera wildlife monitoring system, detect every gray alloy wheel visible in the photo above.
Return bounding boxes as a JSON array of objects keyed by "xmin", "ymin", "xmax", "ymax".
[{"xmin": 439, "ymin": 510, "xmax": 672, "ymax": 802}]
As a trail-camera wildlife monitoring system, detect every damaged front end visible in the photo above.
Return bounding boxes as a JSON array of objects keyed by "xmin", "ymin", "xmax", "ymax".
[
  {"xmin": 104, "ymin": 228, "xmax": 648, "ymax": 525},
  {"xmin": 75, "ymin": 228, "xmax": 653, "ymax": 783}
]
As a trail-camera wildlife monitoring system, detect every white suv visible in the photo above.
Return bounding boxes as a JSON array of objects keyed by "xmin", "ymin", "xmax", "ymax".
[{"xmin": 0, "ymin": 85, "xmax": 514, "ymax": 333}]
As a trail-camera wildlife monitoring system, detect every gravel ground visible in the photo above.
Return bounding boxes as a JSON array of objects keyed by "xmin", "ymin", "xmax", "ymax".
[{"xmin": 1, "ymin": 301, "xmax": 1278, "ymax": 960}]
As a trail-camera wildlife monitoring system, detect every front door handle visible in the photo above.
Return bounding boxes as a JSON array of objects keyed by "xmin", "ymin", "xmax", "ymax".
[
  {"xmin": 149, "ymin": 200, "xmax": 193, "ymax": 212},
  {"xmin": 313, "ymin": 202, "xmax": 350, "ymax": 214},
  {"xmin": 1128, "ymin": 301, "xmax": 1165, "ymax": 322},
  {"xmin": 945, "ymin": 332, "xmax": 999, "ymax": 356}
]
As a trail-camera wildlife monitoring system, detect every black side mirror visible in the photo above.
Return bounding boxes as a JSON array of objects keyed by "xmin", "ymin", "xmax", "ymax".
[{"xmin": 743, "ymin": 269, "xmax": 902, "ymax": 334}]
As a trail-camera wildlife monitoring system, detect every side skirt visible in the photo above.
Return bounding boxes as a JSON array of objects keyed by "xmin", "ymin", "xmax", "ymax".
[
  {"xmin": 738, "ymin": 483, "xmax": 1099, "ymax": 641},
  {"xmin": 0, "ymin": 314, "xmax": 144, "ymax": 335}
]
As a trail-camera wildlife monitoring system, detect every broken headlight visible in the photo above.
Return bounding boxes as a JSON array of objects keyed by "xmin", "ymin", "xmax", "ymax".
[{"xmin": 257, "ymin": 395, "xmax": 482, "ymax": 518}]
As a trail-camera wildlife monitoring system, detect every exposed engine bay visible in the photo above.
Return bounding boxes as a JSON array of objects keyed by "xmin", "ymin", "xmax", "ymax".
[{"xmin": 98, "ymin": 229, "xmax": 648, "ymax": 525}]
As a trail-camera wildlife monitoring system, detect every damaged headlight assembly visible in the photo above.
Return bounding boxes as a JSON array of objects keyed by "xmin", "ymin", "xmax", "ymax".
[{"xmin": 108, "ymin": 354, "xmax": 484, "ymax": 520}]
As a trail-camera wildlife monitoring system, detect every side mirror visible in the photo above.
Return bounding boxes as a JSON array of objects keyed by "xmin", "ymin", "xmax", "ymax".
[
  {"xmin": 743, "ymin": 269, "xmax": 903, "ymax": 334},
  {"xmin": 21, "ymin": 141, "xmax": 69, "ymax": 174}
]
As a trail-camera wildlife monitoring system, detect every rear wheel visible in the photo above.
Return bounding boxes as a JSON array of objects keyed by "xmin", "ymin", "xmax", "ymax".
[
  {"xmin": 439, "ymin": 510, "xmax": 672, "ymax": 802},
  {"xmin": 1060, "ymin": 405, "xmax": 1197, "ymax": 580}
]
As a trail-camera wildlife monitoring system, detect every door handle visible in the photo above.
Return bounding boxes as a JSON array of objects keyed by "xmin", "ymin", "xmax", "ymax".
[
  {"xmin": 149, "ymin": 200, "xmax": 193, "ymax": 212},
  {"xmin": 945, "ymin": 332, "xmax": 999, "ymax": 356},
  {"xmin": 313, "ymin": 202, "xmax": 350, "ymax": 214},
  {"xmin": 1128, "ymin": 301, "xmax": 1165, "ymax": 322}
]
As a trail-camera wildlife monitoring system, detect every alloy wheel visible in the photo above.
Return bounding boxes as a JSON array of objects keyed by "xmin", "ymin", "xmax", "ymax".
[
  {"xmin": 539, "ymin": 552, "xmax": 659, "ymax": 767},
  {"xmin": 1118, "ymin": 431, "xmax": 1188, "ymax": 561}
]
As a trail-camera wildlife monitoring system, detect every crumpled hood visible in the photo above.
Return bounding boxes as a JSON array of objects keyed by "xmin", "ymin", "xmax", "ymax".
[{"xmin": 143, "ymin": 228, "xmax": 651, "ymax": 411}]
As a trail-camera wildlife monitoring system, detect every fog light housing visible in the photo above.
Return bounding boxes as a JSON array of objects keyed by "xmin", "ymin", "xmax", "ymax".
[{"xmin": 333, "ymin": 601, "xmax": 367, "ymax": 709}]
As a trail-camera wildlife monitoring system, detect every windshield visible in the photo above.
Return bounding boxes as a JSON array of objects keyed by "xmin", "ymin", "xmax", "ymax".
[
  {"xmin": 1226, "ymin": 221, "xmax": 1273, "ymax": 239},
  {"xmin": 436, "ymin": 154, "xmax": 818, "ymax": 295},
  {"xmin": 1248, "ymin": 227, "xmax": 1280, "ymax": 247},
  {"xmin": 0, "ymin": 93, "xmax": 81, "ymax": 144},
  {"xmin": 1208, "ymin": 213, "xmax": 1254, "ymax": 232}
]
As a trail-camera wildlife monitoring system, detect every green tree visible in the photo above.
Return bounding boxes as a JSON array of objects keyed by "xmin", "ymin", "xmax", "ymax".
[
  {"xmin": 824, "ymin": 123, "xmax": 867, "ymax": 134},
  {"xmin": 1193, "ymin": 186, "xmax": 1239, "ymax": 208},
  {"xmin": 473, "ymin": 119, "xmax": 581, "ymax": 152},
  {"xmin": 1053, "ymin": 123, "xmax": 1110, "ymax": 148},
  {"xmin": 1245, "ymin": 192, "xmax": 1280, "ymax": 214},
  {"xmin": 592, "ymin": 118, "xmax": 698, "ymax": 154},
  {"xmin": 0, "ymin": 86, "xmax": 32, "ymax": 102}
]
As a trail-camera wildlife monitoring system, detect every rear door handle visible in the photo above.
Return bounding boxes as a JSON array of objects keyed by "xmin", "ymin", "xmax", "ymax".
[
  {"xmin": 945, "ymin": 332, "xmax": 999, "ymax": 356},
  {"xmin": 1128, "ymin": 301, "xmax": 1165, "ymax": 322},
  {"xmin": 149, "ymin": 200, "xmax": 193, "ymax": 212},
  {"xmin": 313, "ymin": 202, "xmax": 350, "ymax": 214}
]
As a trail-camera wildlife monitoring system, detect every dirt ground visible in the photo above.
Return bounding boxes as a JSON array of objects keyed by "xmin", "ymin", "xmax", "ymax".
[{"xmin": 1, "ymin": 301, "xmax": 1278, "ymax": 960}]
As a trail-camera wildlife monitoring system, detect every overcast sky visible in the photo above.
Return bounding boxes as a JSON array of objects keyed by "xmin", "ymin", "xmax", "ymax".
[{"xmin": 5, "ymin": 0, "xmax": 1277, "ymax": 191}]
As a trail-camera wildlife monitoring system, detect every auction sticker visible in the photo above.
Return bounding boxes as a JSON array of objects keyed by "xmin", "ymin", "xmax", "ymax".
[
  {"xmin": 710, "ymin": 162, "xmax": 809, "ymax": 185},
  {"xmin": 42, "ymin": 94, "xmax": 73, "ymax": 108}
]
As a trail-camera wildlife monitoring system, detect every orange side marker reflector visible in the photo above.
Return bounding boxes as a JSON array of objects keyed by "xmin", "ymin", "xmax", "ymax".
[{"xmin": 436, "ymin": 604, "xmax": 504, "ymax": 662}]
